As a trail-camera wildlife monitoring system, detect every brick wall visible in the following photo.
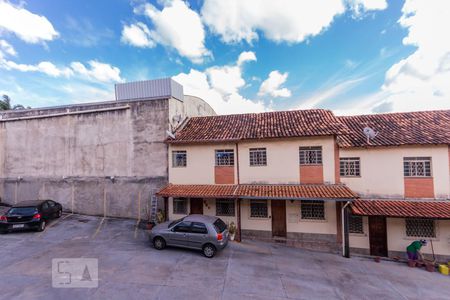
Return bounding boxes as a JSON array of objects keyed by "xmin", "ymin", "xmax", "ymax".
[
  {"xmin": 404, "ymin": 177, "xmax": 435, "ymax": 198},
  {"xmin": 299, "ymin": 165, "xmax": 324, "ymax": 184},
  {"xmin": 215, "ymin": 166, "xmax": 235, "ymax": 184}
]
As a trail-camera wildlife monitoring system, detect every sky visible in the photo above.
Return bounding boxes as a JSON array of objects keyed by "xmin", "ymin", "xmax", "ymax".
[{"xmin": 0, "ymin": 0, "xmax": 449, "ymax": 115}]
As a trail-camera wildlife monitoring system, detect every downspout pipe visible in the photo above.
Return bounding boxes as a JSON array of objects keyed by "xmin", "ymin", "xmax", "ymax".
[
  {"xmin": 235, "ymin": 143, "xmax": 241, "ymax": 242},
  {"xmin": 342, "ymin": 201, "xmax": 351, "ymax": 258}
]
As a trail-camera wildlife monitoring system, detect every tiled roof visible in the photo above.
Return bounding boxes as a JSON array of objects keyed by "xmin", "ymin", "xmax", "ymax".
[
  {"xmin": 337, "ymin": 110, "xmax": 450, "ymax": 147},
  {"xmin": 157, "ymin": 184, "xmax": 237, "ymax": 198},
  {"xmin": 157, "ymin": 184, "xmax": 358, "ymax": 200},
  {"xmin": 169, "ymin": 109, "xmax": 347, "ymax": 143},
  {"xmin": 351, "ymin": 199, "xmax": 450, "ymax": 219}
]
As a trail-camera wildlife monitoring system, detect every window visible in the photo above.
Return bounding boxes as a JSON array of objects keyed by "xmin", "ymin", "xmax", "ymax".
[
  {"xmin": 48, "ymin": 200, "xmax": 56, "ymax": 207},
  {"xmin": 213, "ymin": 219, "xmax": 227, "ymax": 233},
  {"xmin": 216, "ymin": 199, "xmax": 235, "ymax": 216},
  {"xmin": 300, "ymin": 201, "xmax": 325, "ymax": 220},
  {"xmin": 215, "ymin": 149, "xmax": 234, "ymax": 166},
  {"xmin": 340, "ymin": 158, "xmax": 361, "ymax": 177},
  {"xmin": 405, "ymin": 218, "xmax": 436, "ymax": 238},
  {"xmin": 191, "ymin": 222, "xmax": 208, "ymax": 234},
  {"xmin": 249, "ymin": 148, "xmax": 267, "ymax": 166},
  {"xmin": 299, "ymin": 146, "xmax": 322, "ymax": 165},
  {"xmin": 173, "ymin": 221, "xmax": 191, "ymax": 233},
  {"xmin": 173, "ymin": 198, "xmax": 188, "ymax": 214},
  {"xmin": 250, "ymin": 200, "xmax": 268, "ymax": 218},
  {"xmin": 172, "ymin": 151, "xmax": 187, "ymax": 167},
  {"xmin": 349, "ymin": 214, "xmax": 364, "ymax": 234},
  {"xmin": 404, "ymin": 157, "xmax": 432, "ymax": 177}
]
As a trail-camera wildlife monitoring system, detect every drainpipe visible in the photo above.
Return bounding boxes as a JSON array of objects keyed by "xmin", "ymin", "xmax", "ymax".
[
  {"xmin": 342, "ymin": 201, "xmax": 351, "ymax": 258},
  {"xmin": 235, "ymin": 143, "xmax": 241, "ymax": 242}
]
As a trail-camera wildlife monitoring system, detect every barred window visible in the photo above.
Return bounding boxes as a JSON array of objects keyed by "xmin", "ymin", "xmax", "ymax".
[
  {"xmin": 300, "ymin": 200, "xmax": 325, "ymax": 220},
  {"xmin": 172, "ymin": 151, "xmax": 187, "ymax": 167},
  {"xmin": 249, "ymin": 148, "xmax": 267, "ymax": 166},
  {"xmin": 349, "ymin": 214, "xmax": 364, "ymax": 234},
  {"xmin": 340, "ymin": 158, "xmax": 360, "ymax": 177},
  {"xmin": 250, "ymin": 200, "xmax": 268, "ymax": 218},
  {"xmin": 173, "ymin": 198, "xmax": 188, "ymax": 214},
  {"xmin": 216, "ymin": 199, "xmax": 235, "ymax": 216},
  {"xmin": 299, "ymin": 146, "xmax": 322, "ymax": 165},
  {"xmin": 405, "ymin": 218, "xmax": 436, "ymax": 238},
  {"xmin": 404, "ymin": 157, "xmax": 432, "ymax": 177},
  {"xmin": 215, "ymin": 149, "xmax": 235, "ymax": 166}
]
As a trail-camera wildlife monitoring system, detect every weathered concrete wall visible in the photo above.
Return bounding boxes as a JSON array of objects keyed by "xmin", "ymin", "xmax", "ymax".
[{"xmin": 0, "ymin": 95, "xmax": 216, "ymax": 219}]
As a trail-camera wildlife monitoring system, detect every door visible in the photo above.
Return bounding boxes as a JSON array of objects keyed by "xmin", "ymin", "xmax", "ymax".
[
  {"xmin": 41, "ymin": 202, "xmax": 51, "ymax": 219},
  {"xmin": 369, "ymin": 216, "xmax": 388, "ymax": 257},
  {"xmin": 271, "ymin": 200, "xmax": 287, "ymax": 237},
  {"xmin": 190, "ymin": 198, "xmax": 204, "ymax": 215},
  {"xmin": 167, "ymin": 221, "xmax": 191, "ymax": 247},
  {"xmin": 188, "ymin": 222, "xmax": 209, "ymax": 249}
]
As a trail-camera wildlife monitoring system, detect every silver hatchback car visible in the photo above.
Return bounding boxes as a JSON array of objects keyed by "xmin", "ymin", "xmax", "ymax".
[{"xmin": 149, "ymin": 214, "xmax": 229, "ymax": 258}]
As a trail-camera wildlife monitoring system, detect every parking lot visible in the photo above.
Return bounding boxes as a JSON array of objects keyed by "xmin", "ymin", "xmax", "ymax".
[{"xmin": 1, "ymin": 212, "xmax": 449, "ymax": 300}]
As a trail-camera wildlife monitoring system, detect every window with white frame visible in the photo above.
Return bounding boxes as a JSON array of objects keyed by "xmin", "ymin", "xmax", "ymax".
[
  {"xmin": 340, "ymin": 157, "xmax": 361, "ymax": 177},
  {"xmin": 349, "ymin": 214, "xmax": 364, "ymax": 234},
  {"xmin": 250, "ymin": 200, "xmax": 268, "ymax": 218},
  {"xmin": 216, "ymin": 199, "xmax": 235, "ymax": 216},
  {"xmin": 172, "ymin": 151, "xmax": 187, "ymax": 167},
  {"xmin": 173, "ymin": 198, "xmax": 188, "ymax": 214},
  {"xmin": 215, "ymin": 149, "xmax": 235, "ymax": 166},
  {"xmin": 405, "ymin": 218, "xmax": 436, "ymax": 238},
  {"xmin": 403, "ymin": 157, "xmax": 432, "ymax": 177},
  {"xmin": 249, "ymin": 148, "xmax": 267, "ymax": 166},
  {"xmin": 300, "ymin": 200, "xmax": 325, "ymax": 220},
  {"xmin": 299, "ymin": 146, "xmax": 322, "ymax": 165}
]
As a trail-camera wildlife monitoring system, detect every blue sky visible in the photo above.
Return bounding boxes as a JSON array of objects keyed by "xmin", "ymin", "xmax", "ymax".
[{"xmin": 0, "ymin": 0, "xmax": 448, "ymax": 115}]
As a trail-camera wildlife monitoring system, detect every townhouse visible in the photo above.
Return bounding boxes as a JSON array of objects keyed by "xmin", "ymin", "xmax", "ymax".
[{"xmin": 157, "ymin": 109, "xmax": 450, "ymax": 260}]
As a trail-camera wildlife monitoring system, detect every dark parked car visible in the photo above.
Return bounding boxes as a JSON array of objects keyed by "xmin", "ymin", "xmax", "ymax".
[
  {"xmin": 149, "ymin": 214, "xmax": 229, "ymax": 258},
  {"xmin": 0, "ymin": 200, "xmax": 62, "ymax": 233}
]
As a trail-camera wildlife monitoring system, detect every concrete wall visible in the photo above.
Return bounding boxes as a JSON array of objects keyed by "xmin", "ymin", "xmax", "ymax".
[
  {"xmin": 0, "ymin": 95, "xmax": 215, "ymax": 219},
  {"xmin": 340, "ymin": 145, "xmax": 450, "ymax": 199},
  {"xmin": 169, "ymin": 136, "xmax": 337, "ymax": 185}
]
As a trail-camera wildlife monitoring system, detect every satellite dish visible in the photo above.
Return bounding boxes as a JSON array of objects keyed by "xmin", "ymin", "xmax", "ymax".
[
  {"xmin": 363, "ymin": 126, "xmax": 378, "ymax": 143},
  {"xmin": 166, "ymin": 130, "xmax": 176, "ymax": 139}
]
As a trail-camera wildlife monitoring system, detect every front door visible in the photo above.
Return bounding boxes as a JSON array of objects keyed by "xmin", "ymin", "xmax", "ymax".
[
  {"xmin": 369, "ymin": 216, "xmax": 388, "ymax": 257},
  {"xmin": 190, "ymin": 198, "xmax": 203, "ymax": 215},
  {"xmin": 167, "ymin": 221, "xmax": 191, "ymax": 247},
  {"xmin": 271, "ymin": 200, "xmax": 287, "ymax": 237}
]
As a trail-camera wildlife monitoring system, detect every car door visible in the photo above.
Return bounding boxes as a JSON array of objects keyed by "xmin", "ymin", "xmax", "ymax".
[
  {"xmin": 188, "ymin": 222, "xmax": 209, "ymax": 249},
  {"xmin": 166, "ymin": 221, "xmax": 191, "ymax": 247},
  {"xmin": 47, "ymin": 201, "xmax": 57, "ymax": 218},
  {"xmin": 41, "ymin": 202, "xmax": 51, "ymax": 219}
]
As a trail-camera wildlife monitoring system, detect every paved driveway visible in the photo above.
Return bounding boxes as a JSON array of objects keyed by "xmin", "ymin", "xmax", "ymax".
[{"xmin": 0, "ymin": 213, "xmax": 449, "ymax": 300}]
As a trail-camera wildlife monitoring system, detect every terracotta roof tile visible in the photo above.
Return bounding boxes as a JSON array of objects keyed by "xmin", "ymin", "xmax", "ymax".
[
  {"xmin": 157, "ymin": 184, "xmax": 358, "ymax": 200},
  {"xmin": 337, "ymin": 110, "xmax": 450, "ymax": 147},
  {"xmin": 169, "ymin": 109, "xmax": 347, "ymax": 143},
  {"xmin": 351, "ymin": 199, "xmax": 450, "ymax": 219}
]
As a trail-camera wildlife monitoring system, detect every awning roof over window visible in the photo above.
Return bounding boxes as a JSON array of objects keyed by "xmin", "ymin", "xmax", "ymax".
[
  {"xmin": 351, "ymin": 199, "xmax": 450, "ymax": 219},
  {"xmin": 157, "ymin": 184, "xmax": 358, "ymax": 200}
]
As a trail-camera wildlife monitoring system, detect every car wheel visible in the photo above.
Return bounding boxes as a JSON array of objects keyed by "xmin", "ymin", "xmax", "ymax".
[
  {"xmin": 37, "ymin": 221, "xmax": 46, "ymax": 232},
  {"xmin": 202, "ymin": 244, "xmax": 216, "ymax": 258},
  {"xmin": 153, "ymin": 237, "xmax": 166, "ymax": 250},
  {"xmin": 57, "ymin": 209, "xmax": 62, "ymax": 218}
]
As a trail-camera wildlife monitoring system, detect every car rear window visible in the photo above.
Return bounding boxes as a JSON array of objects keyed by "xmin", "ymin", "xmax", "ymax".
[
  {"xmin": 213, "ymin": 218, "xmax": 227, "ymax": 233},
  {"xmin": 7, "ymin": 207, "xmax": 38, "ymax": 216}
]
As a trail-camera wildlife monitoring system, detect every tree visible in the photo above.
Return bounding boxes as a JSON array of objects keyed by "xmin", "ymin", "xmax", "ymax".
[{"xmin": 0, "ymin": 95, "xmax": 30, "ymax": 110}]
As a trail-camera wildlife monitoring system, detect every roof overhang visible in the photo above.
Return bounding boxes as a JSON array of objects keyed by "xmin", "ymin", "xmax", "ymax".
[
  {"xmin": 157, "ymin": 184, "xmax": 358, "ymax": 201},
  {"xmin": 351, "ymin": 199, "xmax": 450, "ymax": 219}
]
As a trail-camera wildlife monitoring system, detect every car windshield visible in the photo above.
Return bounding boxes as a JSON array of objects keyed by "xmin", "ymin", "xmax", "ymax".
[
  {"xmin": 7, "ymin": 207, "xmax": 38, "ymax": 216},
  {"xmin": 213, "ymin": 218, "xmax": 227, "ymax": 233},
  {"xmin": 169, "ymin": 217, "xmax": 185, "ymax": 228}
]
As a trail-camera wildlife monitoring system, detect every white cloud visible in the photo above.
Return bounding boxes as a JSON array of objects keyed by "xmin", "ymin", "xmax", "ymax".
[
  {"xmin": 258, "ymin": 71, "xmax": 291, "ymax": 98},
  {"xmin": 133, "ymin": 0, "xmax": 210, "ymax": 63},
  {"xmin": 348, "ymin": 0, "xmax": 388, "ymax": 16},
  {"xmin": 0, "ymin": 1, "xmax": 59, "ymax": 43},
  {"xmin": 70, "ymin": 61, "xmax": 124, "ymax": 83},
  {"xmin": 0, "ymin": 39, "xmax": 16, "ymax": 57},
  {"xmin": 121, "ymin": 22, "xmax": 155, "ymax": 48},
  {"xmin": 367, "ymin": 0, "xmax": 450, "ymax": 113},
  {"xmin": 1, "ymin": 60, "xmax": 73, "ymax": 77},
  {"xmin": 173, "ymin": 51, "xmax": 267, "ymax": 114}
]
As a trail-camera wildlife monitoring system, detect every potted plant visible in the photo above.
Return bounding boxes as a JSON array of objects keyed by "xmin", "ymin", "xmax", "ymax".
[{"xmin": 228, "ymin": 221, "xmax": 237, "ymax": 241}]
